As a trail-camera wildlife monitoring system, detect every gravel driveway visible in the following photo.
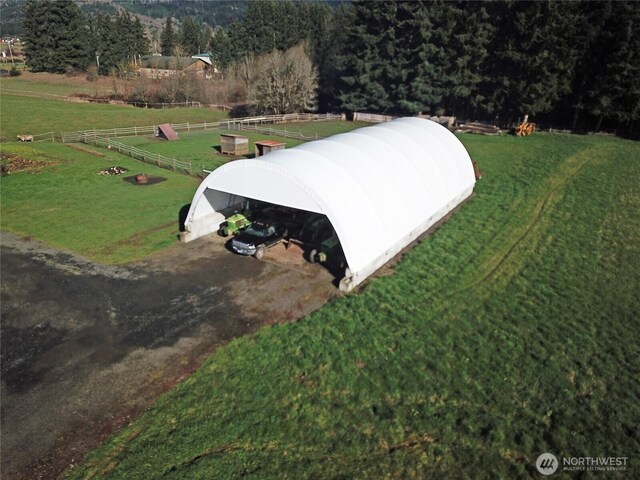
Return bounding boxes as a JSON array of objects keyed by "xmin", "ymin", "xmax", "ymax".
[{"xmin": 1, "ymin": 232, "xmax": 335, "ymax": 479}]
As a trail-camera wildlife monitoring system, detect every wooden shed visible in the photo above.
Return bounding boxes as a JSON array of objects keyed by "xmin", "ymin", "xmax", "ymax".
[
  {"xmin": 156, "ymin": 123, "xmax": 179, "ymax": 141},
  {"xmin": 255, "ymin": 140, "xmax": 286, "ymax": 158},
  {"xmin": 220, "ymin": 134, "xmax": 249, "ymax": 155}
]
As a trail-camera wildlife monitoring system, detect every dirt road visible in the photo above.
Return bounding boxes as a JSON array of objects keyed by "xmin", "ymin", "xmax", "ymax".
[{"xmin": 0, "ymin": 232, "xmax": 336, "ymax": 479}]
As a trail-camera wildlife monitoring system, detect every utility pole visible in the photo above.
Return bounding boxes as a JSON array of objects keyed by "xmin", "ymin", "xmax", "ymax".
[{"xmin": 8, "ymin": 41, "xmax": 15, "ymax": 66}]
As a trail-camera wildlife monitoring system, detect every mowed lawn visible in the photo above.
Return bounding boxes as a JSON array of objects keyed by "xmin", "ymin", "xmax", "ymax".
[
  {"xmin": 67, "ymin": 133, "xmax": 640, "ymax": 478},
  {"xmin": 0, "ymin": 142, "xmax": 199, "ymax": 263},
  {"xmin": 0, "ymin": 92, "xmax": 228, "ymax": 142}
]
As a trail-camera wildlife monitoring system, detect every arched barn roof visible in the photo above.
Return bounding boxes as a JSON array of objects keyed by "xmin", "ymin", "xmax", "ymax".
[{"xmin": 183, "ymin": 117, "xmax": 476, "ymax": 291}]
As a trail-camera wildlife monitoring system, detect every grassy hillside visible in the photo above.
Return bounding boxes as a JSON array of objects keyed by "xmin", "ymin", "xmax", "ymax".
[
  {"xmin": 68, "ymin": 133, "xmax": 640, "ymax": 478},
  {"xmin": 0, "ymin": 91, "xmax": 228, "ymax": 142},
  {"xmin": 0, "ymin": 143, "xmax": 198, "ymax": 263}
]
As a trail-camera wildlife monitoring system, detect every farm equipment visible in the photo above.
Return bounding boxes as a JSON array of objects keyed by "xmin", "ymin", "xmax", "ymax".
[
  {"xmin": 308, "ymin": 231, "xmax": 345, "ymax": 269},
  {"xmin": 515, "ymin": 114, "xmax": 536, "ymax": 137},
  {"xmin": 218, "ymin": 213, "xmax": 251, "ymax": 237}
]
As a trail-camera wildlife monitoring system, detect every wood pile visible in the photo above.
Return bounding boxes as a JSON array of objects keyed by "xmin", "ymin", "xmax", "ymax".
[
  {"xmin": 515, "ymin": 122, "xmax": 536, "ymax": 136},
  {"xmin": 456, "ymin": 122, "xmax": 502, "ymax": 135}
]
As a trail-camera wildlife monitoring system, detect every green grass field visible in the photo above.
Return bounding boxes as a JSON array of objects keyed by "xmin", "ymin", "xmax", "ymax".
[
  {"xmin": 65, "ymin": 133, "xmax": 640, "ymax": 478},
  {"xmin": 0, "ymin": 75, "xmax": 102, "ymax": 97},
  {"xmin": 0, "ymin": 92, "xmax": 228, "ymax": 142},
  {"xmin": 0, "ymin": 142, "xmax": 199, "ymax": 263},
  {"xmin": 111, "ymin": 121, "xmax": 369, "ymax": 172}
]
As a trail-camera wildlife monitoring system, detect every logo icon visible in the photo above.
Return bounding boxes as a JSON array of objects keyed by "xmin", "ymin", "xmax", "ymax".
[{"xmin": 536, "ymin": 453, "xmax": 558, "ymax": 475}]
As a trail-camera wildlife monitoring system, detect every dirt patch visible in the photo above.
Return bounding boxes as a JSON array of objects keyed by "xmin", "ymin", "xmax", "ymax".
[
  {"xmin": 94, "ymin": 221, "xmax": 176, "ymax": 256},
  {"xmin": 0, "ymin": 152, "xmax": 53, "ymax": 175},
  {"xmin": 67, "ymin": 144, "xmax": 105, "ymax": 157},
  {"xmin": 0, "ymin": 231, "xmax": 336, "ymax": 480},
  {"xmin": 122, "ymin": 174, "xmax": 167, "ymax": 186}
]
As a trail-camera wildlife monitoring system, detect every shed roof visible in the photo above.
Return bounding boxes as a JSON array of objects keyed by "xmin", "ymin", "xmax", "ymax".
[
  {"xmin": 184, "ymin": 117, "xmax": 476, "ymax": 290},
  {"xmin": 255, "ymin": 140, "xmax": 286, "ymax": 146},
  {"xmin": 142, "ymin": 56, "xmax": 200, "ymax": 70},
  {"xmin": 156, "ymin": 123, "xmax": 179, "ymax": 141}
]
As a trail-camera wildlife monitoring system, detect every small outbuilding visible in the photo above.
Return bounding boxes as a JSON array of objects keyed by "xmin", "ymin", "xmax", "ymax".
[
  {"xmin": 182, "ymin": 117, "xmax": 476, "ymax": 292},
  {"xmin": 220, "ymin": 134, "xmax": 249, "ymax": 155},
  {"xmin": 156, "ymin": 124, "xmax": 179, "ymax": 141},
  {"xmin": 255, "ymin": 140, "xmax": 286, "ymax": 157}
]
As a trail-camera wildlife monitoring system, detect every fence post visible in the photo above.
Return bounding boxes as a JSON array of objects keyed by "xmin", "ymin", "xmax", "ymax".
[
  {"xmin": 173, "ymin": 158, "xmax": 176, "ymax": 171},
  {"xmin": 187, "ymin": 122, "xmax": 190, "ymax": 132}
]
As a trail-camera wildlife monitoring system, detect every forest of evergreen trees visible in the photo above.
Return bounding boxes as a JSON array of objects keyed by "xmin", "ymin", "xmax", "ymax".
[
  {"xmin": 18, "ymin": 0, "xmax": 640, "ymax": 135},
  {"xmin": 21, "ymin": 0, "xmax": 149, "ymax": 76}
]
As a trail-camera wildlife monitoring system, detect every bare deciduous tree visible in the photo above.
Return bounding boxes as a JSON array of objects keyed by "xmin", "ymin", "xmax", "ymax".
[{"xmin": 248, "ymin": 43, "xmax": 318, "ymax": 114}]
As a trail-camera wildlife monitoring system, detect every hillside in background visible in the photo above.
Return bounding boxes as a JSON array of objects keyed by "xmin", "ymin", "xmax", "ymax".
[
  {"xmin": 2, "ymin": 0, "xmax": 345, "ymax": 34},
  {"xmin": 0, "ymin": 0, "xmax": 23, "ymax": 36}
]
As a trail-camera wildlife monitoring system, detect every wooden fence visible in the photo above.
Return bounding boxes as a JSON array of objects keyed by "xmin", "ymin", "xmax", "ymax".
[
  {"xmin": 81, "ymin": 134, "xmax": 195, "ymax": 175},
  {"xmin": 56, "ymin": 112, "xmax": 345, "ymax": 178},
  {"xmin": 60, "ymin": 113, "xmax": 343, "ymax": 142},
  {"xmin": 220, "ymin": 123, "xmax": 329, "ymax": 141}
]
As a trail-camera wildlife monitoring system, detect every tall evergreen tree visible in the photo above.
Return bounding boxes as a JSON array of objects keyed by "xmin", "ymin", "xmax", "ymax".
[
  {"xmin": 210, "ymin": 27, "xmax": 236, "ymax": 70},
  {"xmin": 572, "ymin": 1, "xmax": 640, "ymax": 131},
  {"xmin": 95, "ymin": 14, "xmax": 119, "ymax": 75},
  {"xmin": 440, "ymin": 1, "xmax": 494, "ymax": 118},
  {"xmin": 132, "ymin": 16, "xmax": 151, "ymax": 62},
  {"xmin": 480, "ymin": 0, "xmax": 583, "ymax": 122},
  {"xmin": 180, "ymin": 16, "xmax": 203, "ymax": 55},
  {"xmin": 22, "ymin": 0, "xmax": 92, "ymax": 73},
  {"xmin": 93, "ymin": 12, "xmax": 149, "ymax": 75},
  {"xmin": 160, "ymin": 16, "xmax": 176, "ymax": 56},
  {"xmin": 337, "ymin": 1, "xmax": 449, "ymax": 115},
  {"xmin": 311, "ymin": 3, "xmax": 345, "ymax": 112}
]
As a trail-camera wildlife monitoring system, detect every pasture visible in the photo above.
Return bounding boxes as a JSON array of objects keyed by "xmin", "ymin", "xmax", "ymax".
[
  {"xmin": 65, "ymin": 133, "xmax": 640, "ymax": 478},
  {"xmin": 0, "ymin": 142, "xmax": 199, "ymax": 264},
  {"xmin": 0, "ymin": 88, "xmax": 228, "ymax": 142},
  {"xmin": 114, "ymin": 121, "xmax": 366, "ymax": 172}
]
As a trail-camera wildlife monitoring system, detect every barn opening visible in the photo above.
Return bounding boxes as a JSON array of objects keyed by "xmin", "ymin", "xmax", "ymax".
[
  {"xmin": 181, "ymin": 117, "xmax": 477, "ymax": 292},
  {"xmin": 213, "ymin": 196, "xmax": 346, "ymax": 278}
]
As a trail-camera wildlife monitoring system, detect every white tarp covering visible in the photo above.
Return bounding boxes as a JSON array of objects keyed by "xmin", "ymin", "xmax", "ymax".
[{"xmin": 183, "ymin": 117, "xmax": 476, "ymax": 291}]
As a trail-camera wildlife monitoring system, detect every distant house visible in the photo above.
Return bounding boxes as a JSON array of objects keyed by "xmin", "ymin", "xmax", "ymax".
[
  {"xmin": 139, "ymin": 55, "xmax": 216, "ymax": 79},
  {"xmin": 191, "ymin": 52, "xmax": 217, "ymax": 70}
]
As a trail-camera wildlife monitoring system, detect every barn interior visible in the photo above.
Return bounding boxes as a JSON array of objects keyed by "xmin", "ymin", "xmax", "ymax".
[{"xmin": 216, "ymin": 197, "xmax": 347, "ymax": 281}]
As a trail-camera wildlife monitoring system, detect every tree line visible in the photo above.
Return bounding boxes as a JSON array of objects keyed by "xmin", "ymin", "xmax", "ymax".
[
  {"xmin": 22, "ymin": 0, "xmax": 149, "ymax": 76},
  {"xmin": 20, "ymin": 0, "xmax": 640, "ymax": 133},
  {"xmin": 212, "ymin": 0, "xmax": 638, "ymax": 133}
]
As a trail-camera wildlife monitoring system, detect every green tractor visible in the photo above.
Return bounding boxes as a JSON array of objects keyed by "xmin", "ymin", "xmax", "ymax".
[
  {"xmin": 308, "ymin": 231, "xmax": 345, "ymax": 269},
  {"xmin": 218, "ymin": 213, "xmax": 252, "ymax": 237}
]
